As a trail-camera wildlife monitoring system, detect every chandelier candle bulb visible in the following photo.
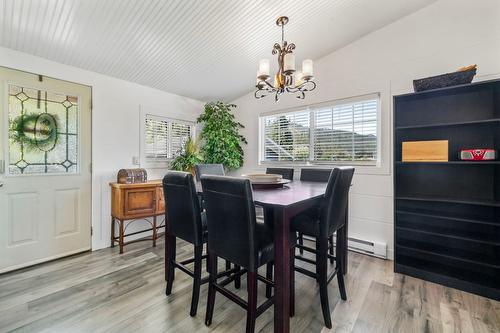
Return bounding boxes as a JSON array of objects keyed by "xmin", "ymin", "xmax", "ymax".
[
  {"xmin": 256, "ymin": 71, "xmax": 265, "ymax": 87},
  {"xmin": 302, "ymin": 59, "xmax": 314, "ymax": 79},
  {"xmin": 295, "ymin": 71, "xmax": 303, "ymax": 86},
  {"xmin": 283, "ymin": 53, "xmax": 295, "ymax": 74},
  {"xmin": 258, "ymin": 59, "xmax": 270, "ymax": 78}
]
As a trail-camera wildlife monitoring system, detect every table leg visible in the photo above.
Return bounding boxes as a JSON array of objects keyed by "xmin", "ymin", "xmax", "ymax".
[
  {"xmin": 119, "ymin": 219, "xmax": 124, "ymax": 254},
  {"xmin": 152, "ymin": 216, "xmax": 157, "ymax": 247},
  {"xmin": 273, "ymin": 207, "xmax": 291, "ymax": 333},
  {"xmin": 111, "ymin": 216, "xmax": 115, "ymax": 248}
]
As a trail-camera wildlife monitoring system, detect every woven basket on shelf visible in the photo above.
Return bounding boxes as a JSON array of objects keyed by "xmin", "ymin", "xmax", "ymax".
[{"xmin": 413, "ymin": 67, "xmax": 477, "ymax": 92}]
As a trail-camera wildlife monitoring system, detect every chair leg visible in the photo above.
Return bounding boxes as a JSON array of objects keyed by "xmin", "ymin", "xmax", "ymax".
[
  {"xmin": 265, "ymin": 262, "xmax": 273, "ymax": 299},
  {"xmin": 205, "ymin": 243, "xmax": 210, "ymax": 273},
  {"xmin": 337, "ymin": 266, "xmax": 347, "ymax": 301},
  {"xmin": 165, "ymin": 235, "xmax": 176, "ymax": 295},
  {"xmin": 235, "ymin": 265, "xmax": 241, "ymax": 289},
  {"xmin": 336, "ymin": 225, "xmax": 347, "ymax": 276},
  {"xmin": 225, "ymin": 260, "xmax": 231, "ymax": 271},
  {"xmin": 317, "ymin": 238, "xmax": 332, "ymax": 329},
  {"xmin": 298, "ymin": 232, "xmax": 304, "ymax": 254},
  {"xmin": 336, "ymin": 230, "xmax": 348, "ymax": 300},
  {"xmin": 246, "ymin": 271, "xmax": 258, "ymax": 333},
  {"xmin": 205, "ymin": 250, "xmax": 217, "ymax": 326},
  {"xmin": 329, "ymin": 235, "xmax": 335, "ymax": 264},
  {"xmin": 190, "ymin": 244, "xmax": 203, "ymax": 316},
  {"xmin": 290, "ymin": 248, "xmax": 295, "ymax": 317}
]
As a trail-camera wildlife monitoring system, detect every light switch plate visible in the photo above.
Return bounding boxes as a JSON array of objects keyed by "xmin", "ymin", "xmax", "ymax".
[{"xmin": 132, "ymin": 156, "xmax": 140, "ymax": 165}]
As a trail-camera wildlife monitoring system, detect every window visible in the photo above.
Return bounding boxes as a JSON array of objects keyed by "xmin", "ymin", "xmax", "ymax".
[
  {"xmin": 263, "ymin": 111, "xmax": 310, "ymax": 161},
  {"xmin": 144, "ymin": 114, "xmax": 194, "ymax": 164},
  {"xmin": 261, "ymin": 96, "xmax": 378, "ymax": 164}
]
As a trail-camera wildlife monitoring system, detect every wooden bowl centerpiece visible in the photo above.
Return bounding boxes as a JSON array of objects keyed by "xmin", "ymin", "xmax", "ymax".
[{"xmin": 241, "ymin": 173, "xmax": 291, "ymax": 189}]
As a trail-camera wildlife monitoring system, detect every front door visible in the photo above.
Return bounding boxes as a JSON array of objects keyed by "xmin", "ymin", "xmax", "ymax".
[{"xmin": 0, "ymin": 67, "xmax": 92, "ymax": 273}]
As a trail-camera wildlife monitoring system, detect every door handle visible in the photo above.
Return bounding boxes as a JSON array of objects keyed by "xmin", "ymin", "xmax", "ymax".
[{"xmin": 0, "ymin": 182, "xmax": 3, "ymax": 187}]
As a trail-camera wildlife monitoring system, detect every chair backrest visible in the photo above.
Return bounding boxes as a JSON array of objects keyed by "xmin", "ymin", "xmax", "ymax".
[
  {"xmin": 320, "ymin": 167, "xmax": 355, "ymax": 237},
  {"xmin": 300, "ymin": 168, "xmax": 332, "ymax": 182},
  {"xmin": 162, "ymin": 171, "xmax": 204, "ymax": 246},
  {"xmin": 195, "ymin": 164, "xmax": 225, "ymax": 182},
  {"xmin": 201, "ymin": 175, "xmax": 259, "ymax": 271},
  {"xmin": 266, "ymin": 167, "xmax": 294, "ymax": 180}
]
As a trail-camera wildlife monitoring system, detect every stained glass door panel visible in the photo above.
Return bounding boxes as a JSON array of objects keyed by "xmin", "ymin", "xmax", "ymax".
[{"xmin": 8, "ymin": 85, "xmax": 78, "ymax": 175}]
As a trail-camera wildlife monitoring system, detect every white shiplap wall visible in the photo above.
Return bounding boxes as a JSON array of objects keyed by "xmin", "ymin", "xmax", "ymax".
[{"xmin": 0, "ymin": 0, "xmax": 436, "ymax": 101}]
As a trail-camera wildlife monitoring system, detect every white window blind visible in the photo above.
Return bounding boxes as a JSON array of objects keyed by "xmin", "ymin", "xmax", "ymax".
[
  {"xmin": 263, "ymin": 111, "xmax": 310, "ymax": 161},
  {"xmin": 261, "ymin": 97, "xmax": 378, "ymax": 164},
  {"xmin": 144, "ymin": 114, "xmax": 193, "ymax": 163},
  {"xmin": 314, "ymin": 99, "xmax": 377, "ymax": 162},
  {"xmin": 171, "ymin": 122, "xmax": 192, "ymax": 157}
]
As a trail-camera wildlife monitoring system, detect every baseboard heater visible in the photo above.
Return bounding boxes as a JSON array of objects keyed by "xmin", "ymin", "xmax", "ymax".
[
  {"xmin": 345, "ymin": 237, "xmax": 387, "ymax": 259},
  {"xmin": 304, "ymin": 235, "xmax": 387, "ymax": 259}
]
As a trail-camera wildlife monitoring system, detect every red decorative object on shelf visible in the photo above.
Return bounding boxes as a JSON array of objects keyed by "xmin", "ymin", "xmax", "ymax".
[{"xmin": 460, "ymin": 149, "xmax": 496, "ymax": 160}]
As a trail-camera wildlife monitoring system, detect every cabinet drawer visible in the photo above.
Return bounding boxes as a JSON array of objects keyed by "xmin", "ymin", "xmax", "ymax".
[
  {"xmin": 156, "ymin": 187, "xmax": 165, "ymax": 214},
  {"xmin": 123, "ymin": 188, "xmax": 156, "ymax": 217}
]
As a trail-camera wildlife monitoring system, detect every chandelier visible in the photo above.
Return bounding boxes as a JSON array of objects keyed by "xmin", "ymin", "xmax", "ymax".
[{"xmin": 255, "ymin": 16, "xmax": 316, "ymax": 102}]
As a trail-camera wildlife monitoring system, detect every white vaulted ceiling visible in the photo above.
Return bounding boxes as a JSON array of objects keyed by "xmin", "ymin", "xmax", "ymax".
[{"xmin": 0, "ymin": 0, "xmax": 436, "ymax": 101}]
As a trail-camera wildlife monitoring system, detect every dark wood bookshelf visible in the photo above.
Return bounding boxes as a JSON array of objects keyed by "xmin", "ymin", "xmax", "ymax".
[
  {"xmin": 394, "ymin": 79, "xmax": 500, "ymax": 301},
  {"xmin": 395, "ymin": 118, "xmax": 500, "ymax": 130}
]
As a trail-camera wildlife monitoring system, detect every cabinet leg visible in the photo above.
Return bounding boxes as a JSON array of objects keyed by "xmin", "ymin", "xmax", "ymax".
[
  {"xmin": 153, "ymin": 216, "xmax": 157, "ymax": 247},
  {"xmin": 119, "ymin": 219, "xmax": 124, "ymax": 254},
  {"xmin": 111, "ymin": 217, "xmax": 115, "ymax": 248}
]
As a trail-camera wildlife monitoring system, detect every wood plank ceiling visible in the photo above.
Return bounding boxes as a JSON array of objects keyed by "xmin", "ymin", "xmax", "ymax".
[{"xmin": 0, "ymin": 0, "xmax": 436, "ymax": 101}]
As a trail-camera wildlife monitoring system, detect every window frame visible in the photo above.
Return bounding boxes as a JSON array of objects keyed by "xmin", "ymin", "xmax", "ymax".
[
  {"xmin": 259, "ymin": 93, "xmax": 381, "ymax": 167},
  {"xmin": 140, "ymin": 110, "xmax": 195, "ymax": 169}
]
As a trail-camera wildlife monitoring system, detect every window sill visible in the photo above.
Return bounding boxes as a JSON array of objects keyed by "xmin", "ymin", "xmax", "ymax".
[{"xmin": 257, "ymin": 160, "xmax": 390, "ymax": 176}]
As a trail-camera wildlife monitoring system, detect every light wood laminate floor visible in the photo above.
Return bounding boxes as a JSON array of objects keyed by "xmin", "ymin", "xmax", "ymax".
[{"xmin": 0, "ymin": 237, "xmax": 499, "ymax": 333}]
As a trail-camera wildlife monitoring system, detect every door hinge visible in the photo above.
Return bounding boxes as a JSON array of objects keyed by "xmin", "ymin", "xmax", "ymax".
[
  {"xmin": 0, "ymin": 160, "xmax": 4, "ymax": 174},
  {"xmin": 89, "ymin": 162, "xmax": 92, "ymax": 173},
  {"xmin": 91, "ymin": 226, "xmax": 93, "ymax": 236}
]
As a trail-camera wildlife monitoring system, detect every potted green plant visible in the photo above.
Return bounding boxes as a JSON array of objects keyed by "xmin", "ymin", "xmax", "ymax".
[
  {"xmin": 197, "ymin": 102, "xmax": 247, "ymax": 170},
  {"xmin": 170, "ymin": 137, "xmax": 203, "ymax": 175}
]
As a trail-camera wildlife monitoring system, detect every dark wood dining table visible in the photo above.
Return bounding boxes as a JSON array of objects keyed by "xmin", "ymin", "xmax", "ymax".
[{"xmin": 197, "ymin": 180, "xmax": 348, "ymax": 333}]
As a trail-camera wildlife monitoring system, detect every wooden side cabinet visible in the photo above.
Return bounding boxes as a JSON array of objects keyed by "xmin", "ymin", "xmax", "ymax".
[{"xmin": 110, "ymin": 180, "xmax": 165, "ymax": 253}]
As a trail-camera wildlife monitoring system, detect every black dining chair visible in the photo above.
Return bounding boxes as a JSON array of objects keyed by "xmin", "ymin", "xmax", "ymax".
[
  {"xmin": 266, "ymin": 167, "xmax": 294, "ymax": 180},
  {"xmin": 291, "ymin": 167, "xmax": 354, "ymax": 328},
  {"xmin": 258, "ymin": 168, "xmax": 294, "ymax": 223},
  {"xmin": 299, "ymin": 168, "xmax": 332, "ymax": 182},
  {"xmin": 162, "ymin": 171, "xmax": 207, "ymax": 316},
  {"xmin": 297, "ymin": 168, "xmax": 334, "ymax": 256},
  {"xmin": 201, "ymin": 175, "xmax": 294, "ymax": 333},
  {"xmin": 195, "ymin": 163, "xmax": 225, "ymax": 181},
  {"xmin": 194, "ymin": 163, "xmax": 238, "ymax": 273},
  {"xmin": 162, "ymin": 171, "xmax": 237, "ymax": 317}
]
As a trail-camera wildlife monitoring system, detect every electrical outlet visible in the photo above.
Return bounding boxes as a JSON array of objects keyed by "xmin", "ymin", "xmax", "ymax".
[{"xmin": 132, "ymin": 156, "xmax": 140, "ymax": 165}]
